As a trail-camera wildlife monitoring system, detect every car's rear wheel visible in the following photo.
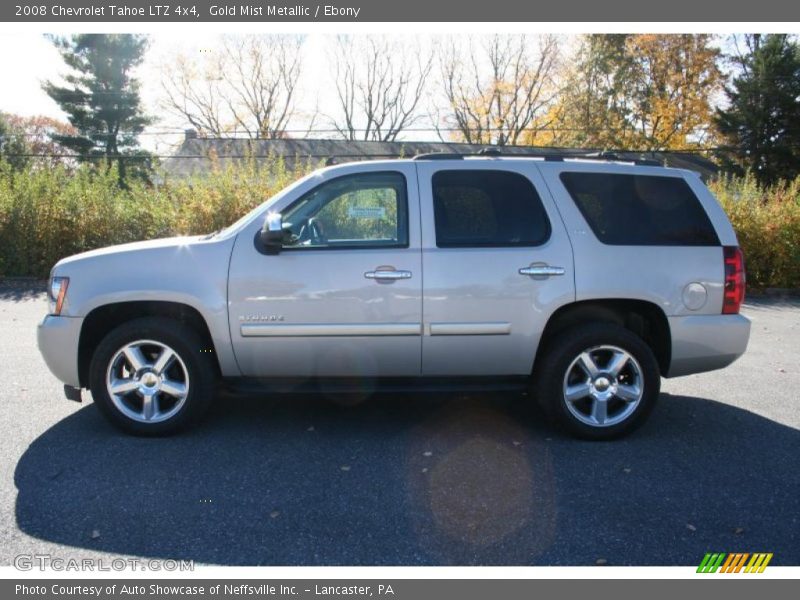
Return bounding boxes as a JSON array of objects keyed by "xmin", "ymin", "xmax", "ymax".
[
  {"xmin": 535, "ymin": 323, "xmax": 660, "ymax": 440},
  {"xmin": 89, "ymin": 317, "xmax": 215, "ymax": 435}
]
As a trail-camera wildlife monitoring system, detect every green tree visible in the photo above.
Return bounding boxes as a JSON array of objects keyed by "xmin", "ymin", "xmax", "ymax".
[
  {"xmin": 0, "ymin": 112, "xmax": 30, "ymax": 171},
  {"xmin": 543, "ymin": 34, "xmax": 721, "ymax": 151},
  {"xmin": 715, "ymin": 34, "xmax": 800, "ymax": 186},
  {"xmin": 43, "ymin": 34, "xmax": 153, "ymax": 186},
  {"xmin": 535, "ymin": 35, "xmax": 632, "ymax": 148}
]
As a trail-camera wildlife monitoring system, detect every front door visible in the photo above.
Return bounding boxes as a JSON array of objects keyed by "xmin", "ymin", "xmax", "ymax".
[
  {"xmin": 227, "ymin": 165, "xmax": 422, "ymax": 378},
  {"xmin": 416, "ymin": 162, "xmax": 575, "ymax": 376}
]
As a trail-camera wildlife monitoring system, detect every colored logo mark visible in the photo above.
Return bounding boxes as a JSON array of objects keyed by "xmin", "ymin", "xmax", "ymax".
[{"xmin": 697, "ymin": 552, "xmax": 773, "ymax": 573}]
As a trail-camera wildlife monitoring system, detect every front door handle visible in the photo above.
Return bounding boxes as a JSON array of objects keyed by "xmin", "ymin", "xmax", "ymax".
[
  {"xmin": 365, "ymin": 269, "xmax": 413, "ymax": 281},
  {"xmin": 519, "ymin": 265, "xmax": 565, "ymax": 277}
]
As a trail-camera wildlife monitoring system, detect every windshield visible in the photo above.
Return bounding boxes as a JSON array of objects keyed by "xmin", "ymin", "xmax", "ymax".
[{"xmin": 209, "ymin": 170, "xmax": 322, "ymax": 239}]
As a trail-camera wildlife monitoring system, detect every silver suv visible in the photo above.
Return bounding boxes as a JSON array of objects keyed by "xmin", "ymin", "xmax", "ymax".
[{"xmin": 37, "ymin": 155, "xmax": 750, "ymax": 439}]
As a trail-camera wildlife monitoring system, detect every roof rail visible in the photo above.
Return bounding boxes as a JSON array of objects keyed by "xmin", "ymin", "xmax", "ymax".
[
  {"xmin": 412, "ymin": 152, "xmax": 464, "ymax": 161},
  {"xmin": 412, "ymin": 148, "xmax": 664, "ymax": 167},
  {"xmin": 582, "ymin": 151, "xmax": 662, "ymax": 167}
]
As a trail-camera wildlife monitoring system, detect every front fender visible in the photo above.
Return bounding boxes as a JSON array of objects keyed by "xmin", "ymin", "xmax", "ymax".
[{"xmin": 54, "ymin": 236, "xmax": 239, "ymax": 377}]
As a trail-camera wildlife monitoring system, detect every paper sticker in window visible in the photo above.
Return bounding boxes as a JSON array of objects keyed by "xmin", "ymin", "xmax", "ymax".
[{"xmin": 348, "ymin": 206, "xmax": 387, "ymax": 220}]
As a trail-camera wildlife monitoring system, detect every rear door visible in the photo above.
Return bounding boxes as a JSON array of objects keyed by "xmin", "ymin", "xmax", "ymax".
[{"xmin": 416, "ymin": 161, "xmax": 575, "ymax": 376}]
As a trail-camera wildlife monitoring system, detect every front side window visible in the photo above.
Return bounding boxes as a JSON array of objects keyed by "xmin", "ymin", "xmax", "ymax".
[
  {"xmin": 432, "ymin": 170, "xmax": 551, "ymax": 247},
  {"xmin": 281, "ymin": 172, "xmax": 408, "ymax": 249}
]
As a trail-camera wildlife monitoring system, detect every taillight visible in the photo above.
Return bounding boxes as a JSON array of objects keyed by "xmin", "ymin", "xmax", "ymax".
[{"xmin": 722, "ymin": 246, "xmax": 745, "ymax": 314}]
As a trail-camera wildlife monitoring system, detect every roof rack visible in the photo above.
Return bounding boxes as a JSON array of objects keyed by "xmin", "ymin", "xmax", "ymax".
[
  {"xmin": 581, "ymin": 151, "xmax": 662, "ymax": 167},
  {"xmin": 413, "ymin": 148, "xmax": 663, "ymax": 167},
  {"xmin": 412, "ymin": 152, "xmax": 464, "ymax": 160}
]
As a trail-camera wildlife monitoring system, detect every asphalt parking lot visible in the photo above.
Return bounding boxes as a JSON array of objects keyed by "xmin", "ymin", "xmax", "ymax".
[{"xmin": 1, "ymin": 281, "xmax": 798, "ymax": 566}]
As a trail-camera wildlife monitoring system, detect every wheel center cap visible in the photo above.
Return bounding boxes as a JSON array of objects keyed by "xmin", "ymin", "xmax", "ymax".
[
  {"xmin": 594, "ymin": 376, "xmax": 611, "ymax": 392},
  {"xmin": 140, "ymin": 372, "xmax": 159, "ymax": 388}
]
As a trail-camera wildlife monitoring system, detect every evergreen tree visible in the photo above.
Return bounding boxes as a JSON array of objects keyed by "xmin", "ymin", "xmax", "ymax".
[
  {"xmin": 716, "ymin": 34, "xmax": 800, "ymax": 185},
  {"xmin": 43, "ymin": 34, "xmax": 152, "ymax": 186}
]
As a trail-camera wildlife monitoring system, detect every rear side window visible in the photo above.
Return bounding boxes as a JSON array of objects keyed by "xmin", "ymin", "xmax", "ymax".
[
  {"xmin": 560, "ymin": 172, "xmax": 720, "ymax": 246},
  {"xmin": 432, "ymin": 170, "xmax": 550, "ymax": 247}
]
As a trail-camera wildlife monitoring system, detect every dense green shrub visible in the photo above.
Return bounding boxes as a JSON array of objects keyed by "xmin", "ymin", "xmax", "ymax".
[
  {"xmin": 709, "ymin": 174, "xmax": 800, "ymax": 289},
  {"xmin": 0, "ymin": 156, "xmax": 319, "ymax": 278},
  {"xmin": 1, "ymin": 161, "xmax": 799, "ymax": 290}
]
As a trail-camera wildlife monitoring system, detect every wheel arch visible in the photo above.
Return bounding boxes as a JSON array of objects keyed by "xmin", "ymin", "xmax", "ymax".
[
  {"xmin": 78, "ymin": 301, "xmax": 221, "ymax": 388},
  {"xmin": 534, "ymin": 299, "xmax": 671, "ymax": 376}
]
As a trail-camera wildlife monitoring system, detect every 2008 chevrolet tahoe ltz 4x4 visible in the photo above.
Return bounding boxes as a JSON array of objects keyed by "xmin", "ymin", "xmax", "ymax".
[{"xmin": 37, "ymin": 154, "xmax": 750, "ymax": 439}]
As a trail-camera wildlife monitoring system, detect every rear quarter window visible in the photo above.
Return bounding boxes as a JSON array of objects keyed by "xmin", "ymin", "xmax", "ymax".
[{"xmin": 559, "ymin": 172, "xmax": 720, "ymax": 246}]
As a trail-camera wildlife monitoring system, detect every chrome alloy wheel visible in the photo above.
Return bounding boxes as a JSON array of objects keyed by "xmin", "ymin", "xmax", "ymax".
[
  {"xmin": 105, "ymin": 340, "xmax": 190, "ymax": 423},
  {"xmin": 562, "ymin": 345, "xmax": 644, "ymax": 428}
]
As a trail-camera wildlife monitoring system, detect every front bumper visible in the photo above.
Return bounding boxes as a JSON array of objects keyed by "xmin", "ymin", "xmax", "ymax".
[
  {"xmin": 666, "ymin": 313, "xmax": 751, "ymax": 377},
  {"xmin": 37, "ymin": 314, "xmax": 83, "ymax": 388}
]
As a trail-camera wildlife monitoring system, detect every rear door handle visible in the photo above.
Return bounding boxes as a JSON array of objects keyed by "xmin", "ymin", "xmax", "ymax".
[
  {"xmin": 519, "ymin": 265, "xmax": 565, "ymax": 277},
  {"xmin": 365, "ymin": 269, "xmax": 412, "ymax": 281}
]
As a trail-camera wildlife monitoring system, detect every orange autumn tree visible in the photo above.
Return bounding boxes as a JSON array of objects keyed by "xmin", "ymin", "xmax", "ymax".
[
  {"xmin": 624, "ymin": 34, "xmax": 722, "ymax": 150},
  {"xmin": 528, "ymin": 34, "xmax": 722, "ymax": 151},
  {"xmin": 0, "ymin": 113, "xmax": 77, "ymax": 171}
]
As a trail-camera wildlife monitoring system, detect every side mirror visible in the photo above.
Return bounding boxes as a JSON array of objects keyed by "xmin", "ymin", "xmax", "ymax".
[{"xmin": 259, "ymin": 212, "xmax": 285, "ymax": 254}]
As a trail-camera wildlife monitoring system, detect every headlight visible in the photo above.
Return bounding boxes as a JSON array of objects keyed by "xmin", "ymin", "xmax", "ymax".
[{"xmin": 48, "ymin": 276, "xmax": 70, "ymax": 315}]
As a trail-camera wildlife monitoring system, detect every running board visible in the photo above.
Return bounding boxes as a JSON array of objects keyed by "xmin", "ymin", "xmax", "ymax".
[{"xmin": 221, "ymin": 376, "xmax": 531, "ymax": 396}]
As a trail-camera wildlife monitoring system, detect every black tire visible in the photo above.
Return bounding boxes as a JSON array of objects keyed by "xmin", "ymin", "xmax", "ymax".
[
  {"xmin": 89, "ymin": 317, "xmax": 216, "ymax": 436},
  {"xmin": 534, "ymin": 322, "xmax": 660, "ymax": 440}
]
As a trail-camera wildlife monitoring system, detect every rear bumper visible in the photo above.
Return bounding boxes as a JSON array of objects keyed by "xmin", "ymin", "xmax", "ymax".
[
  {"xmin": 666, "ymin": 313, "xmax": 751, "ymax": 378},
  {"xmin": 37, "ymin": 314, "xmax": 83, "ymax": 388}
]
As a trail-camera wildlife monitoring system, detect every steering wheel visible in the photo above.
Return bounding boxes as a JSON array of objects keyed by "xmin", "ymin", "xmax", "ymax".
[
  {"xmin": 288, "ymin": 217, "xmax": 326, "ymax": 246},
  {"xmin": 307, "ymin": 218, "xmax": 326, "ymax": 245}
]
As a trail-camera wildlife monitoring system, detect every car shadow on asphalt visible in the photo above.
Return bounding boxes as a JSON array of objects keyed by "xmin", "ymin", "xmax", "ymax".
[{"xmin": 14, "ymin": 391, "xmax": 800, "ymax": 566}]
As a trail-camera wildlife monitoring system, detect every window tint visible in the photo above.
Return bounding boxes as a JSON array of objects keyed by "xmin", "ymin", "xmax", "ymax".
[
  {"xmin": 281, "ymin": 172, "xmax": 408, "ymax": 249},
  {"xmin": 560, "ymin": 172, "xmax": 719, "ymax": 246},
  {"xmin": 432, "ymin": 170, "xmax": 550, "ymax": 247}
]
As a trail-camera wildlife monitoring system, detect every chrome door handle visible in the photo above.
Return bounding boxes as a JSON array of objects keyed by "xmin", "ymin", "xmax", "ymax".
[
  {"xmin": 365, "ymin": 270, "xmax": 412, "ymax": 280},
  {"xmin": 519, "ymin": 265, "xmax": 565, "ymax": 277}
]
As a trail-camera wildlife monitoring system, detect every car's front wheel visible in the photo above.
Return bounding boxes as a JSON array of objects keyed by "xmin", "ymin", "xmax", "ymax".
[
  {"xmin": 535, "ymin": 323, "xmax": 660, "ymax": 440},
  {"xmin": 89, "ymin": 317, "xmax": 215, "ymax": 435}
]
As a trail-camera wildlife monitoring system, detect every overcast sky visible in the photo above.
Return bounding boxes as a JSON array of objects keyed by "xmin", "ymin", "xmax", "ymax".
[
  {"xmin": 0, "ymin": 32, "xmax": 739, "ymax": 154},
  {"xmin": 0, "ymin": 32, "xmax": 347, "ymax": 153}
]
